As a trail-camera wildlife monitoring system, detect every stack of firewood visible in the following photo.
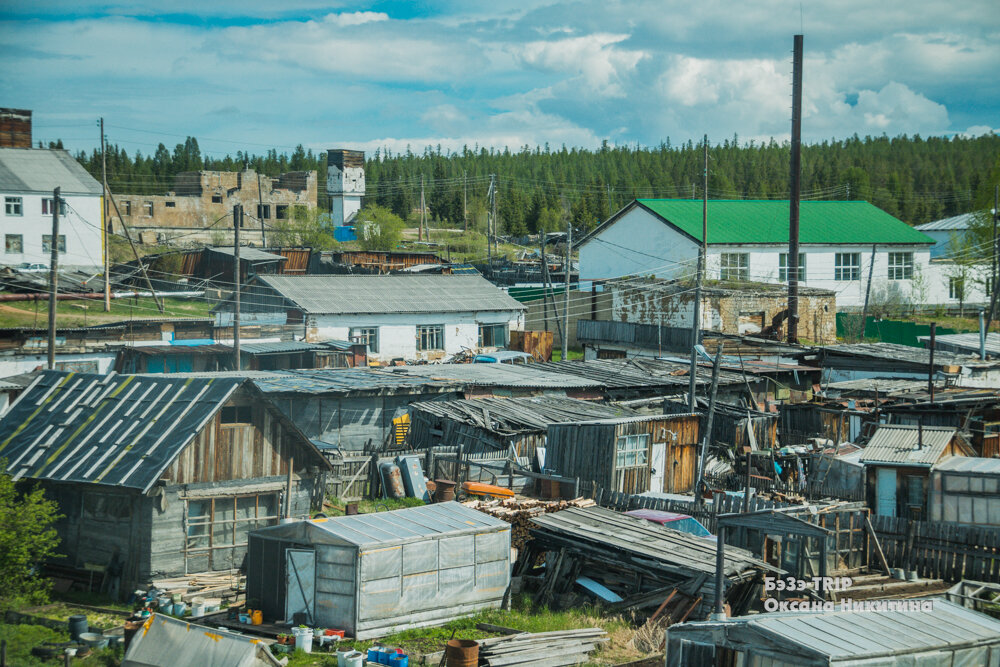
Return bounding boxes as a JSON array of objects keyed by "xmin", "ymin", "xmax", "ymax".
[{"xmin": 462, "ymin": 497, "xmax": 595, "ymax": 549}]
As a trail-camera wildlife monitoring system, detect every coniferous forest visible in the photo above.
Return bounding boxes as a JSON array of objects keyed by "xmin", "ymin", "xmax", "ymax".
[{"xmin": 73, "ymin": 133, "xmax": 1000, "ymax": 235}]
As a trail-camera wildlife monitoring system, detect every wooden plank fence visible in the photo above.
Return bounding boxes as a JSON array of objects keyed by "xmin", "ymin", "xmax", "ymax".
[{"xmin": 869, "ymin": 515, "xmax": 1000, "ymax": 583}]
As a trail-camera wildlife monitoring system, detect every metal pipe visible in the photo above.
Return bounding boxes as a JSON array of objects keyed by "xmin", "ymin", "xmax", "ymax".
[
  {"xmin": 980, "ymin": 310, "xmax": 987, "ymax": 360},
  {"xmin": 928, "ymin": 322, "xmax": 936, "ymax": 403},
  {"xmin": 47, "ymin": 187, "xmax": 60, "ymax": 370},
  {"xmin": 713, "ymin": 524, "xmax": 726, "ymax": 619}
]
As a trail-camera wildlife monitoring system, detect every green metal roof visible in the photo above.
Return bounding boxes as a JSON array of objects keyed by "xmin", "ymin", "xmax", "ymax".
[{"xmin": 634, "ymin": 199, "xmax": 934, "ymax": 245}]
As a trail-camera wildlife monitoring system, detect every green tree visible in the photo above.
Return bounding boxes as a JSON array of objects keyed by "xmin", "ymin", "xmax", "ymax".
[
  {"xmin": 0, "ymin": 465, "xmax": 61, "ymax": 611},
  {"xmin": 356, "ymin": 204, "xmax": 404, "ymax": 251},
  {"xmin": 269, "ymin": 207, "xmax": 339, "ymax": 250}
]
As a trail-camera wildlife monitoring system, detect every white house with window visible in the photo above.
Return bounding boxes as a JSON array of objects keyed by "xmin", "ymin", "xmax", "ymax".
[
  {"xmin": 578, "ymin": 199, "xmax": 935, "ymax": 308},
  {"xmin": 0, "ymin": 147, "xmax": 103, "ymax": 269},
  {"xmin": 214, "ymin": 274, "xmax": 526, "ymax": 362}
]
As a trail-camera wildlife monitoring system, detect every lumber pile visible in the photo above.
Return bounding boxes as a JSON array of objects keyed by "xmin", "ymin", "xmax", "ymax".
[
  {"xmin": 150, "ymin": 571, "xmax": 244, "ymax": 602},
  {"xmin": 462, "ymin": 497, "xmax": 596, "ymax": 549},
  {"xmin": 478, "ymin": 628, "xmax": 608, "ymax": 667}
]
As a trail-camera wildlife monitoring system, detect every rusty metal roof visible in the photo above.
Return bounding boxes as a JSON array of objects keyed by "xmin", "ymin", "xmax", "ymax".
[
  {"xmin": 0, "ymin": 371, "xmax": 243, "ymax": 492},
  {"xmin": 859, "ymin": 424, "xmax": 970, "ymax": 467}
]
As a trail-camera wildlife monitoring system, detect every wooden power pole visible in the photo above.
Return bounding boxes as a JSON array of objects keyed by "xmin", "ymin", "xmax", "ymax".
[
  {"xmin": 787, "ymin": 34, "xmax": 804, "ymax": 344},
  {"xmin": 233, "ymin": 204, "xmax": 242, "ymax": 370},
  {"xmin": 100, "ymin": 118, "xmax": 110, "ymax": 311},
  {"xmin": 689, "ymin": 135, "xmax": 708, "ymax": 410},
  {"xmin": 47, "ymin": 187, "xmax": 60, "ymax": 370}
]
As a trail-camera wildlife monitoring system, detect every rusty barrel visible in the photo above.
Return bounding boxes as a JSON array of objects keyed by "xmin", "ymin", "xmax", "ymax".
[
  {"xmin": 433, "ymin": 479, "xmax": 457, "ymax": 503},
  {"xmin": 445, "ymin": 639, "xmax": 479, "ymax": 667}
]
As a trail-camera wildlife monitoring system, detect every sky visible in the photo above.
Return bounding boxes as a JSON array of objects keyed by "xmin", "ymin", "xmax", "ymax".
[{"xmin": 1, "ymin": 1, "xmax": 997, "ymax": 158}]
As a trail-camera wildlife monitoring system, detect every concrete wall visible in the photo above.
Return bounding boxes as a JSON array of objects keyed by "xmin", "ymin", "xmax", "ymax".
[
  {"xmin": 115, "ymin": 169, "xmax": 317, "ymax": 246},
  {"xmin": 924, "ymin": 261, "xmax": 991, "ymax": 307},
  {"xmin": 610, "ymin": 281, "xmax": 836, "ymax": 344},
  {"xmin": 305, "ymin": 310, "xmax": 524, "ymax": 362},
  {"xmin": 0, "ymin": 191, "xmax": 102, "ymax": 269},
  {"xmin": 524, "ymin": 290, "xmax": 611, "ymax": 349},
  {"xmin": 0, "ymin": 351, "xmax": 116, "ymax": 377}
]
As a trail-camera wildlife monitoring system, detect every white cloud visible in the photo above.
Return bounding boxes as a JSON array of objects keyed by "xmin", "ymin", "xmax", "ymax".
[
  {"xmin": 322, "ymin": 12, "xmax": 388, "ymax": 27},
  {"xmin": 516, "ymin": 33, "xmax": 646, "ymax": 96}
]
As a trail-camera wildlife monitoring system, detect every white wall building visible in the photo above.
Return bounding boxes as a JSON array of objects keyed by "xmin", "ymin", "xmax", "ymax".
[
  {"xmin": 215, "ymin": 274, "xmax": 526, "ymax": 363},
  {"xmin": 327, "ymin": 149, "xmax": 364, "ymax": 227},
  {"xmin": 915, "ymin": 212, "xmax": 980, "ymax": 259},
  {"xmin": 0, "ymin": 147, "xmax": 103, "ymax": 270},
  {"xmin": 578, "ymin": 199, "xmax": 935, "ymax": 309}
]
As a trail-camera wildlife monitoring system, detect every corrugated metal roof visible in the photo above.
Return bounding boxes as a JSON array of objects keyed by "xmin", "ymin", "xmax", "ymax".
[
  {"xmin": 409, "ymin": 396, "xmax": 636, "ymax": 434},
  {"xmin": 859, "ymin": 424, "xmax": 967, "ymax": 466},
  {"xmin": 530, "ymin": 505, "xmax": 769, "ymax": 577},
  {"xmin": 239, "ymin": 341, "xmax": 322, "ymax": 354},
  {"xmin": 530, "ymin": 358, "xmax": 747, "ymax": 389},
  {"xmin": 124, "ymin": 613, "xmax": 281, "ymax": 667},
  {"xmin": 673, "ymin": 598, "xmax": 1000, "ymax": 660},
  {"xmin": 252, "ymin": 368, "xmax": 461, "ymax": 395},
  {"xmin": 258, "ymin": 274, "xmax": 526, "ymax": 314},
  {"xmin": 126, "ymin": 344, "xmax": 233, "ymax": 356},
  {"xmin": 0, "ymin": 147, "xmax": 103, "ymax": 195},
  {"xmin": 0, "ymin": 371, "xmax": 243, "ymax": 491},
  {"xmin": 381, "ymin": 363, "xmax": 604, "ymax": 389},
  {"xmin": 914, "ymin": 212, "xmax": 980, "ymax": 231},
  {"xmin": 255, "ymin": 501, "xmax": 508, "ymax": 548},
  {"xmin": 584, "ymin": 200, "xmax": 933, "ymax": 246},
  {"xmin": 208, "ymin": 246, "xmax": 287, "ymax": 263},
  {"xmin": 934, "ymin": 456, "xmax": 1000, "ymax": 475},
  {"xmin": 917, "ymin": 332, "xmax": 1000, "ymax": 356},
  {"xmin": 821, "ymin": 342, "xmax": 971, "ymax": 367}
]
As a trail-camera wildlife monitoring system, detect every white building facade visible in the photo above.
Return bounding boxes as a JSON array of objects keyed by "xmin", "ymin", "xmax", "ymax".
[
  {"xmin": 216, "ymin": 274, "xmax": 526, "ymax": 363},
  {"xmin": 0, "ymin": 148, "xmax": 103, "ymax": 270},
  {"xmin": 579, "ymin": 199, "xmax": 936, "ymax": 309},
  {"xmin": 327, "ymin": 149, "xmax": 364, "ymax": 227}
]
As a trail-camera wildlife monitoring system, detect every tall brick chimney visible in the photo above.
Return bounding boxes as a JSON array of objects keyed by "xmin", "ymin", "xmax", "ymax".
[{"xmin": 0, "ymin": 108, "xmax": 32, "ymax": 148}]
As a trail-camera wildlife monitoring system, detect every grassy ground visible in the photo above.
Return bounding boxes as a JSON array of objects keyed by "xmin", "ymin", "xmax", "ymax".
[
  {"xmin": 551, "ymin": 347, "xmax": 585, "ymax": 361},
  {"xmin": 0, "ymin": 623, "xmax": 121, "ymax": 666},
  {"xmin": 323, "ymin": 497, "xmax": 425, "ymax": 515},
  {"xmin": 283, "ymin": 595, "xmax": 648, "ymax": 666},
  {"xmin": 0, "ymin": 296, "xmax": 213, "ymax": 328}
]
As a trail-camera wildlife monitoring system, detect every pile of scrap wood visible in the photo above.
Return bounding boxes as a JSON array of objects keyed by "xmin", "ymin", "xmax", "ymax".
[
  {"xmin": 478, "ymin": 628, "xmax": 608, "ymax": 667},
  {"xmin": 150, "ymin": 571, "xmax": 243, "ymax": 603},
  {"xmin": 522, "ymin": 506, "xmax": 776, "ymax": 620},
  {"xmin": 462, "ymin": 497, "xmax": 596, "ymax": 549}
]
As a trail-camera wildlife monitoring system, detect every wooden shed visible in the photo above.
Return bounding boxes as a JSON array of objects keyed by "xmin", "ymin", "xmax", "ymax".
[
  {"xmin": 861, "ymin": 424, "xmax": 974, "ymax": 519},
  {"xmin": 546, "ymin": 413, "xmax": 700, "ymax": 494},
  {"xmin": 0, "ymin": 371, "xmax": 332, "ymax": 590}
]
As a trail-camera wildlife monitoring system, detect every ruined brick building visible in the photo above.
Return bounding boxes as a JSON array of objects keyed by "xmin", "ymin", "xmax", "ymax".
[{"xmin": 112, "ymin": 169, "xmax": 318, "ymax": 246}]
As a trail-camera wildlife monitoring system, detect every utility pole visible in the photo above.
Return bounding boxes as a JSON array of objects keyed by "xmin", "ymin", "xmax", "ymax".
[
  {"xmin": 418, "ymin": 175, "xmax": 425, "ymax": 242},
  {"xmin": 106, "ymin": 190, "xmax": 163, "ymax": 313},
  {"xmin": 487, "ymin": 174, "xmax": 496, "ymax": 266},
  {"xmin": 689, "ymin": 135, "xmax": 708, "ymax": 411},
  {"xmin": 463, "ymin": 170, "xmax": 468, "ymax": 233},
  {"xmin": 233, "ymin": 204, "xmax": 242, "ymax": 371},
  {"xmin": 694, "ymin": 342, "xmax": 724, "ymax": 507},
  {"xmin": 493, "ymin": 177, "xmax": 499, "ymax": 256},
  {"xmin": 100, "ymin": 118, "xmax": 110, "ymax": 312},
  {"xmin": 257, "ymin": 171, "xmax": 267, "ymax": 247},
  {"xmin": 47, "ymin": 187, "xmax": 60, "ymax": 370},
  {"xmin": 541, "ymin": 234, "xmax": 549, "ymax": 332},
  {"xmin": 928, "ymin": 322, "xmax": 936, "ymax": 403},
  {"xmin": 987, "ymin": 186, "xmax": 999, "ymax": 332},
  {"xmin": 859, "ymin": 244, "xmax": 877, "ymax": 341},
  {"xmin": 562, "ymin": 220, "xmax": 572, "ymax": 361},
  {"xmin": 787, "ymin": 34, "xmax": 804, "ymax": 344}
]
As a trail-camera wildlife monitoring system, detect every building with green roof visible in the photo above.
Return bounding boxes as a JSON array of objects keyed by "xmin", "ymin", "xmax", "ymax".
[{"xmin": 578, "ymin": 199, "xmax": 935, "ymax": 309}]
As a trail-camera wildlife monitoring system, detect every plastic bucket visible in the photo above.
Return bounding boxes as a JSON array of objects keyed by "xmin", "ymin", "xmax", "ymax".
[
  {"xmin": 173, "ymin": 602, "xmax": 187, "ymax": 617},
  {"xmin": 342, "ymin": 651, "xmax": 364, "ymax": 667},
  {"xmin": 389, "ymin": 654, "xmax": 410, "ymax": 667},
  {"xmin": 68, "ymin": 615, "xmax": 88, "ymax": 642},
  {"xmin": 337, "ymin": 648, "xmax": 355, "ymax": 664},
  {"xmin": 293, "ymin": 627, "xmax": 313, "ymax": 653},
  {"xmin": 157, "ymin": 595, "xmax": 172, "ymax": 609},
  {"xmin": 445, "ymin": 639, "xmax": 479, "ymax": 667},
  {"xmin": 368, "ymin": 646, "xmax": 384, "ymax": 663},
  {"xmin": 79, "ymin": 632, "xmax": 110, "ymax": 650}
]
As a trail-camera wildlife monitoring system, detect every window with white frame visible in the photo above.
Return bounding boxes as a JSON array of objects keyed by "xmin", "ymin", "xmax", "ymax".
[
  {"xmin": 5, "ymin": 196, "xmax": 22, "ymax": 216},
  {"xmin": 417, "ymin": 324, "xmax": 444, "ymax": 351},
  {"xmin": 350, "ymin": 326, "xmax": 379, "ymax": 353},
  {"xmin": 719, "ymin": 253, "xmax": 749, "ymax": 281},
  {"xmin": 778, "ymin": 253, "xmax": 806, "ymax": 282},
  {"xmin": 42, "ymin": 235, "xmax": 66, "ymax": 253},
  {"xmin": 478, "ymin": 323, "xmax": 507, "ymax": 347},
  {"xmin": 949, "ymin": 277, "xmax": 965, "ymax": 300},
  {"xmin": 5, "ymin": 235, "xmax": 22, "ymax": 254},
  {"xmin": 888, "ymin": 252, "xmax": 913, "ymax": 280},
  {"xmin": 834, "ymin": 253, "xmax": 861, "ymax": 281},
  {"xmin": 615, "ymin": 434, "xmax": 650, "ymax": 469},
  {"xmin": 41, "ymin": 198, "xmax": 66, "ymax": 215}
]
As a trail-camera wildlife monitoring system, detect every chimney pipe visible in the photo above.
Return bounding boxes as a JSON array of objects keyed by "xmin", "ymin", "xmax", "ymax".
[{"xmin": 917, "ymin": 420, "xmax": 923, "ymax": 450}]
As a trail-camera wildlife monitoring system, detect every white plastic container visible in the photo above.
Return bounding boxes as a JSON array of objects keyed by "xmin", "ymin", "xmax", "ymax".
[
  {"xmin": 292, "ymin": 626, "xmax": 313, "ymax": 653},
  {"xmin": 342, "ymin": 651, "xmax": 363, "ymax": 667},
  {"xmin": 190, "ymin": 597, "xmax": 206, "ymax": 617}
]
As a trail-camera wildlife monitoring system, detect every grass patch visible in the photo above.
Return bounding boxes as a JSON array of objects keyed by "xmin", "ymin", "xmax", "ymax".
[
  {"xmin": 0, "ymin": 296, "xmax": 213, "ymax": 328},
  {"xmin": 323, "ymin": 497, "xmax": 425, "ymax": 516},
  {"xmin": 551, "ymin": 347, "xmax": 585, "ymax": 361},
  {"xmin": 0, "ymin": 623, "xmax": 120, "ymax": 666}
]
